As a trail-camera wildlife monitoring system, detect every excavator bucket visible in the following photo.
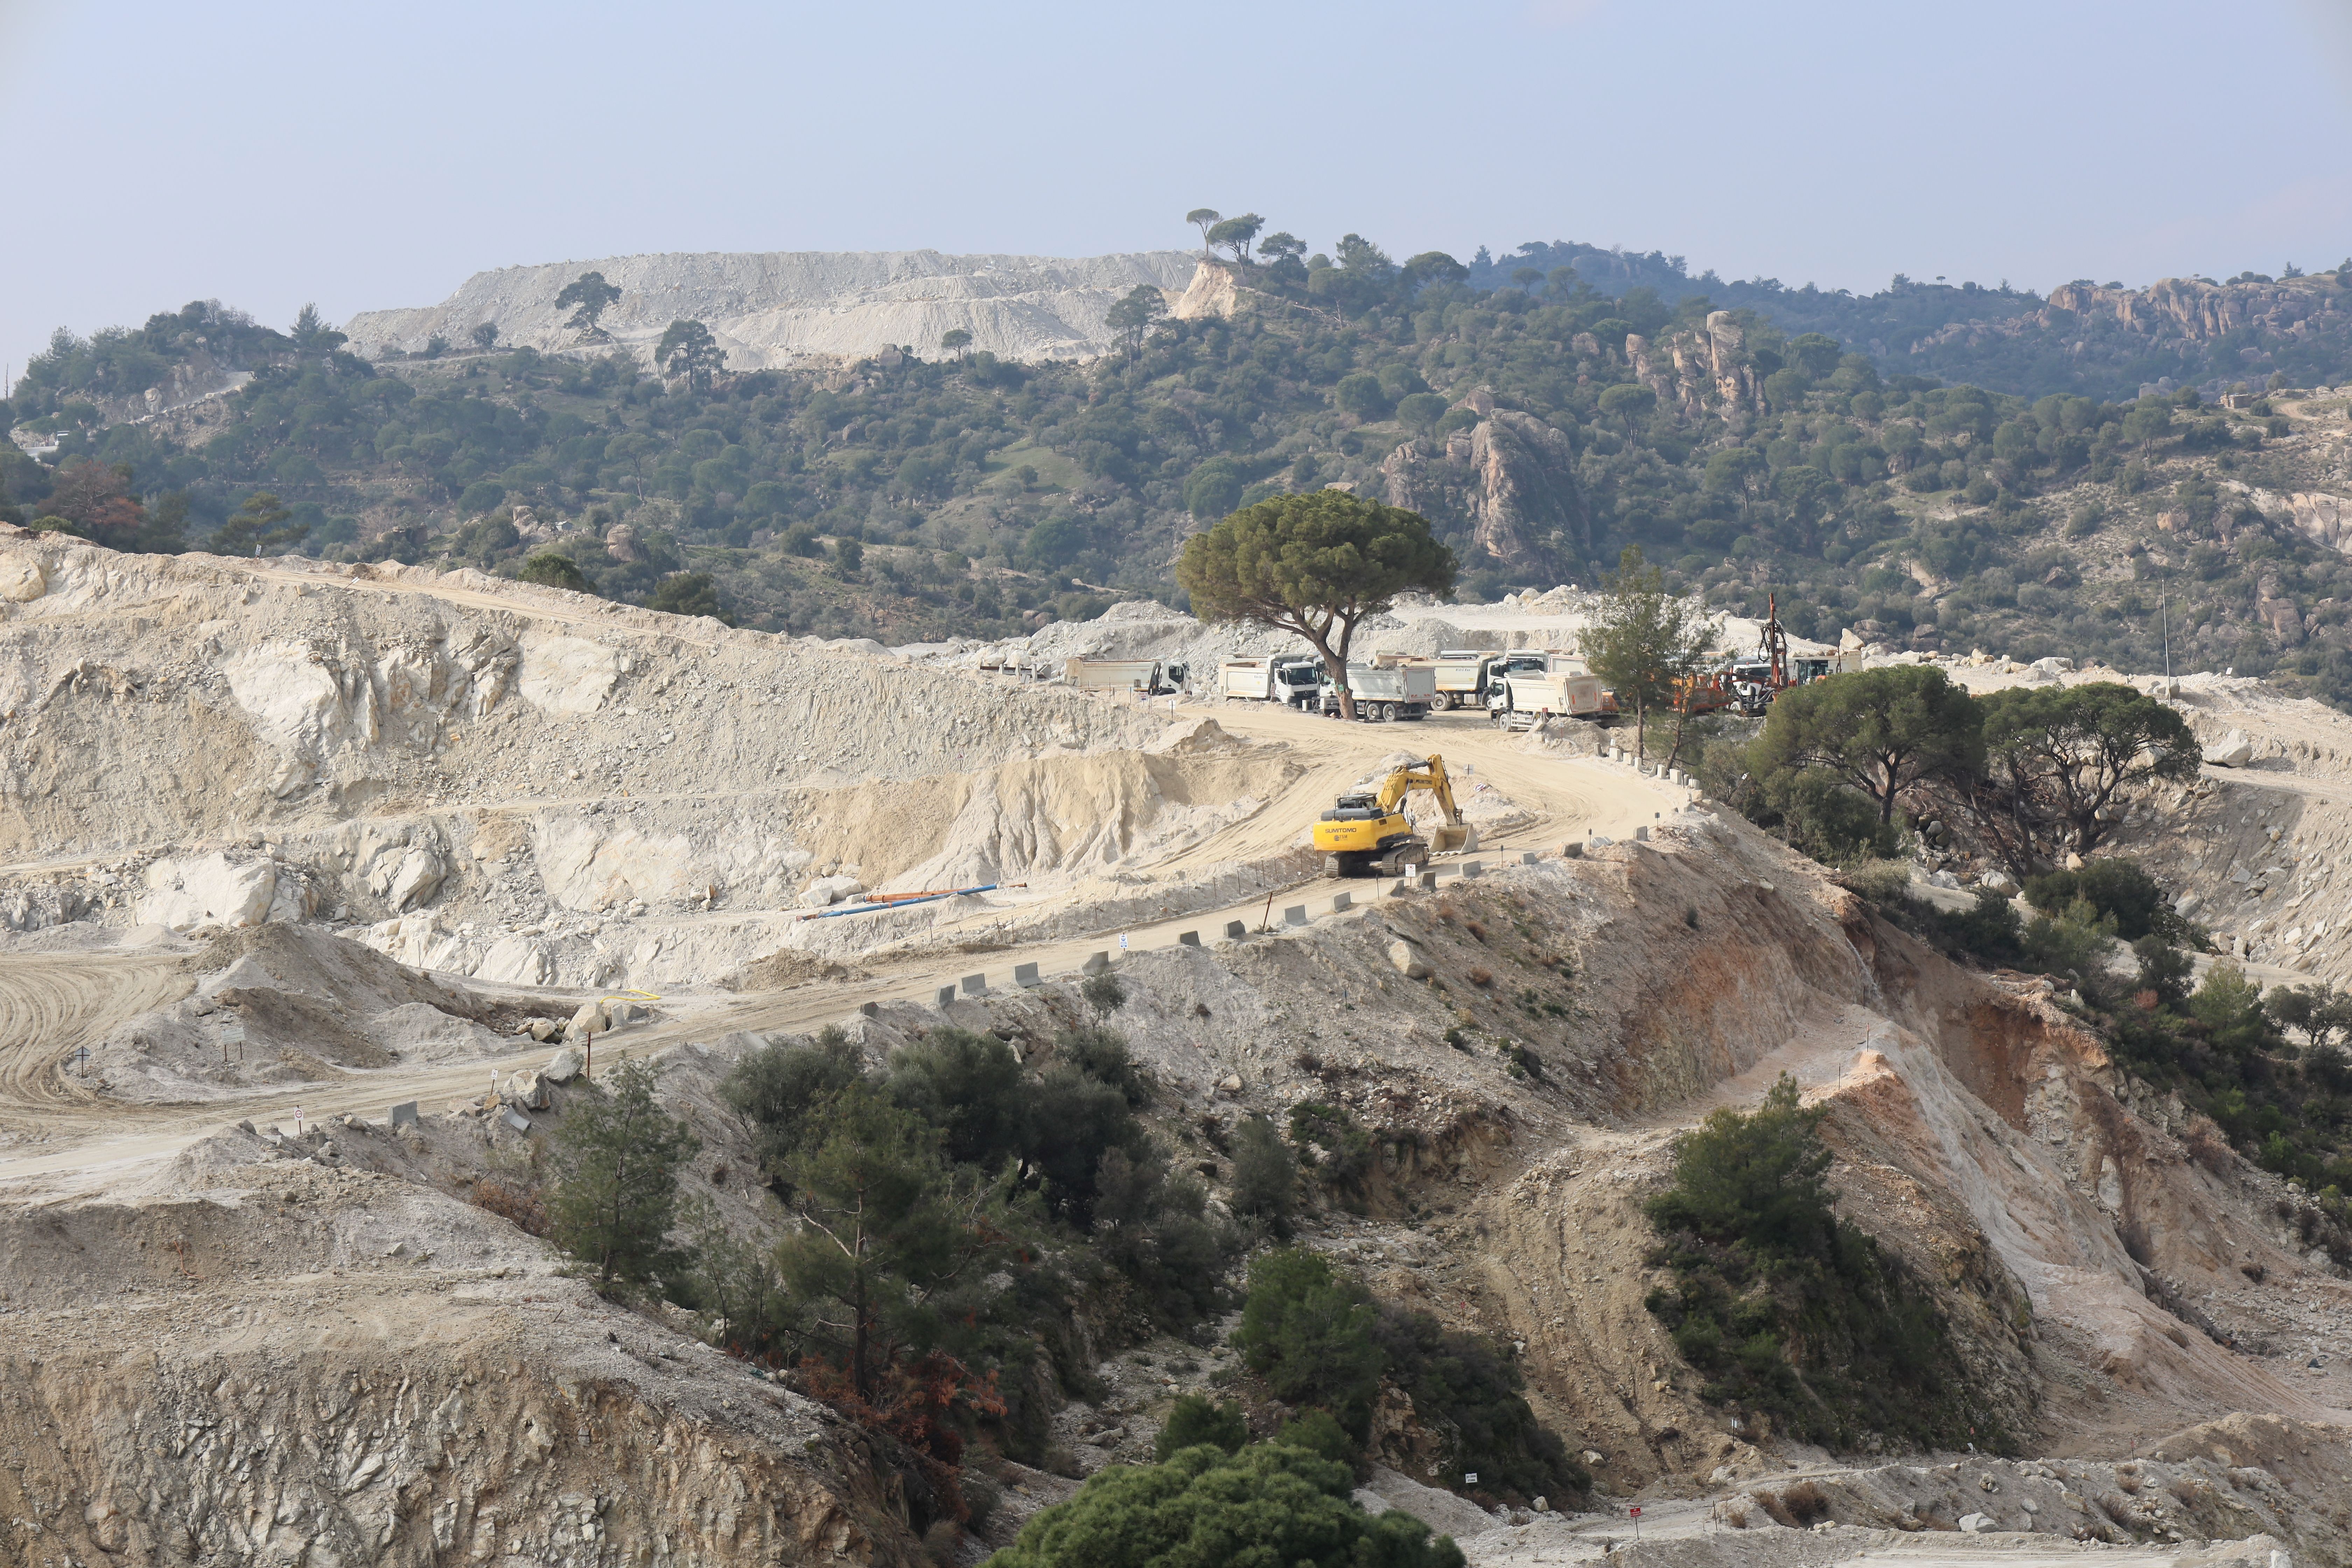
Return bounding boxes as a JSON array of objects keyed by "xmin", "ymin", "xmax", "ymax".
[{"xmin": 1427, "ymin": 823, "xmax": 1471, "ymax": 853}]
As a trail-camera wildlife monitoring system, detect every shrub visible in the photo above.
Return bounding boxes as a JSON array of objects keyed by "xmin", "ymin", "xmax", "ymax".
[
  {"xmin": 1643, "ymin": 1075, "xmax": 2006, "ymax": 1453},
  {"xmin": 1228, "ymin": 1113, "xmax": 1299, "ymax": 1235},
  {"xmin": 1234, "ymin": 1249, "xmax": 1386, "ymax": 1442},
  {"xmin": 1234, "ymin": 1248, "xmax": 1578, "ymax": 1500},
  {"xmin": 2022, "ymin": 860, "xmax": 2190, "ymax": 943},
  {"xmin": 987, "ymin": 1443, "xmax": 1465, "ymax": 1568},
  {"xmin": 1274, "ymin": 1409, "xmax": 1355, "ymax": 1466},
  {"xmin": 1155, "ymin": 1394, "xmax": 1250, "ymax": 1460},
  {"xmin": 1078, "ymin": 971, "xmax": 1126, "ymax": 1017},
  {"xmin": 1287, "ymin": 1101, "xmax": 1378, "ymax": 1195},
  {"xmin": 517, "ymin": 551, "xmax": 592, "ymax": 593}
]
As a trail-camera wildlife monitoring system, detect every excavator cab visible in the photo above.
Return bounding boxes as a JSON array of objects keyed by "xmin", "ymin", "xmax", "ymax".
[{"xmin": 1311, "ymin": 755, "xmax": 1472, "ymax": 876}]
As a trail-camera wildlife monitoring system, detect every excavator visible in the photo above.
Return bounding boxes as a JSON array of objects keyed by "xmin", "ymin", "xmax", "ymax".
[{"xmin": 1311, "ymin": 754, "xmax": 1472, "ymax": 877}]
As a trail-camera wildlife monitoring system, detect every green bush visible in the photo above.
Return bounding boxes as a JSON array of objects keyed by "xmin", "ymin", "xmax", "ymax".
[
  {"xmin": 1274, "ymin": 1409, "xmax": 1355, "ymax": 1466},
  {"xmin": 984, "ymin": 1443, "xmax": 1464, "ymax": 1568},
  {"xmin": 1156, "ymin": 1394, "xmax": 1249, "ymax": 1460},
  {"xmin": 1643, "ymin": 1075, "xmax": 2008, "ymax": 1453},
  {"xmin": 2019, "ymin": 898, "xmax": 2117, "ymax": 978},
  {"xmin": 1234, "ymin": 1249, "xmax": 1385, "ymax": 1442},
  {"xmin": 519, "ymin": 552, "xmax": 592, "ymax": 594},
  {"xmin": 1233, "ymin": 1248, "xmax": 1578, "ymax": 1500},
  {"xmin": 2022, "ymin": 860, "xmax": 2191, "ymax": 943},
  {"xmin": 1228, "ymin": 1114, "xmax": 1299, "ymax": 1236}
]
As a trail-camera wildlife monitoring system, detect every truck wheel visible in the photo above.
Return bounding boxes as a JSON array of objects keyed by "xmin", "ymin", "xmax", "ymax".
[
  {"xmin": 1377, "ymin": 702, "xmax": 1396, "ymax": 723},
  {"xmin": 1432, "ymin": 691, "xmax": 1454, "ymax": 711}
]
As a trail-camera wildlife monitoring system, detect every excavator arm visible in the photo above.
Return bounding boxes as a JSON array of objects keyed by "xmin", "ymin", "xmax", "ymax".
[{"xmin": 1378, "ymin": 757, "xmax": 1468, "ymax": 851}]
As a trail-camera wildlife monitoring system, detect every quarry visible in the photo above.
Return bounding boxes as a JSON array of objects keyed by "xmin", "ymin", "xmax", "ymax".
[{"xmin": 0, "ymin": 526, "xmax": 2347, "ymax": 1568}]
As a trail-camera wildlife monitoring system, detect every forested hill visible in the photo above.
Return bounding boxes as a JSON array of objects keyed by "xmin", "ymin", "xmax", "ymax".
[
  {"xmin": 1469, "ymin": 240, "xmax": 2352, "ymax": 402},
  {"xmin": 6, "ymin": 229, "xmax": 2352, "ymax": 711}
]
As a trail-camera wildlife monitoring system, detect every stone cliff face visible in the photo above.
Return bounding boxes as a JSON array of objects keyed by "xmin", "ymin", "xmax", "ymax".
[
  {"xmin": 1379, "ymin": 391, "xmax": 1591, "ymax": 569},
  {"xmin": 1626, "ymin": 310, "xmax": 1764, "ymax": 421},
  {"xmin": 2045, "ymin": 276, "xmax": 2342, "ymax": 344},
  {"xmin": 342, "ymin": 250, "xmax": 1202, "ymax": 370}
]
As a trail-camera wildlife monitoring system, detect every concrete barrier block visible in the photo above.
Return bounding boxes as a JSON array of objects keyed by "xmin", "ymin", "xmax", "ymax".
[
  {"xmin": 1224, "ymin": 920, "xmax": 1247, "ymax": 939},
  {"xmin": 1635, "ymin": 826, "xmax": 1650, "ymax": 842},
  {"xmin": 1177, "ymin": 931, "xmax": 1201, "ymax": 948},
  {"xmin": 1521, "ymin": 852, "xmax": 1539, "ymax": 865},
  {"xmin": 1331, "ymin": 892, "xmax": 1352, "ymax": 912},
  {"xmin": 502, "ymin": 1107, "xmax": 532, "ymax": 1133},
  {"xmin": 1283, "ymin": 905, "xmax": 1308, "ymax": 926},
  {"xmin": 389, "ymin": 1100, "xmax": 419, "ymax": 1128},
  {"xmin": 960, "ymin": 973, "xmax": 987, "ymax": 995},
  {"xmin": 1563, "ymin": 842, "xmax": 1583, "ymax": 859},
  {"xmin": 859, "ymin": 1001, "xmax": 879, "ymax": 1017},
  {"xmin": 1462, "ymin": 861, "xmax": 1484, "ymax": 878},
  {"xmin": 936, "ymin": 985, "xmax": 957, "ymax": 1008},
  {"xmin": 1390, "ymin": 879, "xmax": 1412, "ymax": 897},
  {"xmin": 1014, "ymin": 962, "xmax": 1041, "ymax": 987},
  {"xmin": 1418, "ymin": 871, "xmax": 1438, "ymax": 890},
  {"xmin": 1082, "ymin": 951, "xmax": 1111, "ymax": 975}
]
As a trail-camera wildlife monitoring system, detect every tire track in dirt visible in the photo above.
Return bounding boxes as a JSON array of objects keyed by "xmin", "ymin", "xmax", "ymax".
[{"xmin": 0, "ymin": 953, "xmax": 192, "ymax": 1132}]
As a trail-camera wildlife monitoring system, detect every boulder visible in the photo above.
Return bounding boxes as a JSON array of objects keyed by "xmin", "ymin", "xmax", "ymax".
[
  {"xmin": 2204, "ymin": 728, "xmax": 2255, "ymax": 767},
  {"xmin": 1980, "ymin": 870, "xmax": 2017, "ymax": 894},
  {"xmin": 607, "ymin": 999, "xmax": 645, "ymax": 1026},
  {"xmin": 500, "ymin": 1071, "xmax": 551, "ymax": 1111},
  {"xmin": 526, "ymin": 1017, "xmax": 560, "ymax": 1043},
  {"xmin": 137, "ymin": 854, "xmax": 279, "ymax": 932},
  {"xmin": 1386, "ymin": 940, "xmax": 1430, "ymax": 980},
  {"xmin": 1958, "ymin": 1513, "xmax": 1992, "ymax": 1534},
  {"xmin": 0, "ymin": 554, "xmax": 47, "ymax": 602},
  {"xmin": 543, "ymin": 1045, "xmax": 586, "ymax": 1084},
  {"xmin": 798, "ymin": 874, "xmax": 866, "ymax": 910},
  {"xmin": 566, "ymin": 1001, "xmax": 610, "ymax": 1040},
  {"xmin": 387, "ymin": 846, "xmax": 446, "ymax": 910}
]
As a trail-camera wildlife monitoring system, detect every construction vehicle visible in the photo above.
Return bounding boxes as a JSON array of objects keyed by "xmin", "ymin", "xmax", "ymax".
[
  {"xmin": 1486, "ymin": 668, "xmax": 1606, "ymax": 728},
  {"xmin": 1317, "ymin": 660, "xmax": 1435, "ymax": 721},
  {"xmin": 1721, "ymin": 594, "xmax": 1853, "ymax": 713},
  {"xmin": 1064, "ymin": 657, "xmax": 1186, "ymax": 694},
  {"xmin": 1311, "ymin": 754, "xmax": 1472, "ymax": 876},
  {"xmin": 1218, "ymin": 656, "xmax": 1324, "ymax": 708}
]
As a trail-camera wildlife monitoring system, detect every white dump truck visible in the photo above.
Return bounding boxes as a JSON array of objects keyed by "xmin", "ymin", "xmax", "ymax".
[
  {"xmin": 1064, "ymin": 658, "xmax": 1186, "ymax": 694},
  {"xmin": 1488, "ymin": 668, "xmax": 1606, "ymax": 728},
  {"xmin": 1428, "ymin": 650, "xmax": 1504, "ymax": 709},
  {"xmin": 1317, "ymin": 661, "xmax": 1435, "ymax": 721},
  {"xmin": 1217, "ymin": 657, "xmax": 1324, "ymax": 708}
]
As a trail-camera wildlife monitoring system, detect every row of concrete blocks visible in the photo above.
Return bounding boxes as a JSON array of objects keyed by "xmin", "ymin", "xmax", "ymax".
[
  {"xmin": 923, "ymin": 854, "xmax": 1550, "ymax": 1005},
  {"xmin": 1604, "ymin": 747, "xmax": 1692, "ymax": 787}
]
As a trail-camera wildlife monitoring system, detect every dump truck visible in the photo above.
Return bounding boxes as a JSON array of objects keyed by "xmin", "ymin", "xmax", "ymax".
[
  {"xmin": 1217, "ymin": 656, "xmax": 1324, "ymax": 708},
  {"xmin": 1427, "ymin": 650, "xmax": 1505, "ymax": 709},
  {"xmin": 1310, "ymin": 754, "xmax": 1472, "ymax": 876},
  {"xmin": 1316, "ymin": 660, "xmax": 1435, "ymax": 721},
  {"xmin": 1064, "ymin": 657, "xmax": 1186, "ymax": 694},
  {"xmin": 1486, "ymin": 668, "xmax": 1606, "ymax": 728}
]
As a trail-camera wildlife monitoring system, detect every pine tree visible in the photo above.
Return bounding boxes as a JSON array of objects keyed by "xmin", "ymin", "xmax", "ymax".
[{"xmin": 547, "ymin": 1057, "xmax": 700, "ymax": 1288}]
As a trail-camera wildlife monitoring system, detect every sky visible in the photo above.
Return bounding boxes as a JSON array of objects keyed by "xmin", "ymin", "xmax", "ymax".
[{"xmin": 6, "ymin": 0, "xmax": 2352, "ymax": 385}]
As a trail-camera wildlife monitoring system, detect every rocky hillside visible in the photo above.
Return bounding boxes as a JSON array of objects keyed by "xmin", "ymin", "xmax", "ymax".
[
  {"xmin": 10, "ymin": 230, "xmax": 2352, "ymax": 707},
  {"xmin": 1472, "ymin": 241, "xmax": 2352, "ymax": 402},
  {"xmin": 340, "ymin": 249, "xmax": 1203, "ymax": 368}
]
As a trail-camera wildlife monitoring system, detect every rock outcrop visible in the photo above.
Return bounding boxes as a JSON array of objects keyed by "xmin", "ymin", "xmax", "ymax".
[
  {"xmin": 342, "ymin": 249, "xmax": 1204, "ymax": 369},
  {"xmin": 1379, "ymin": 396, "xmax": 1590, "ymax": 568},
  {"xmin": 2046, "ymin": 275, "xmax": 2343, "ymax": 344}
]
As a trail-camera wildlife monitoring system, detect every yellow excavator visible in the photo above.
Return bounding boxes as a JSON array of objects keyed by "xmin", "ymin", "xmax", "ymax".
[{"xmin": 1311, "ymin": 754, "xmax": 1472, "ymax": 877}]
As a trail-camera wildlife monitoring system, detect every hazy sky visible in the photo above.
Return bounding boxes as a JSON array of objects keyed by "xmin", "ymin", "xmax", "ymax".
[{"xmin": 6, "ymin": 0, "xmax": 2352, "ymax": 382}]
